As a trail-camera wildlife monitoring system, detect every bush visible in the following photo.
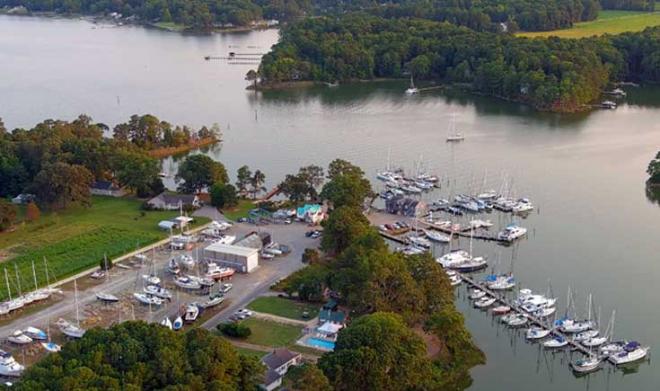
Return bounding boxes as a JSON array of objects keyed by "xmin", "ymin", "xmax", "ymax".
[
  {"xmin": 211, "ymin": 183, "xmax": 238, "ymax": 209},
  {"xmin": 25, "ymin": 202, "xmax": 40, "ymax": 222},
  {"xmin": 218, "ymin": 322, "xmax": 252, "ymax": 338},
  {"xmin": 302, "ymin": 248, "xmax": 320, "ymax": 264}
]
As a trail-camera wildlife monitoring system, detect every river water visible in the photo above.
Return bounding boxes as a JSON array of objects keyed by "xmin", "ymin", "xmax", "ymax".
[{"xmin": 2, "ymin": 14, "xmax": 660, "ymax": 391}]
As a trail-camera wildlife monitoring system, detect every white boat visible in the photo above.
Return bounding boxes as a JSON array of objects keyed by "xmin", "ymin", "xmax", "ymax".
[
  {"xmin": 24, "ymin": 326, "xmax": 47, "ymax": 341},
  {"xmin": 512, "ymin": 198, "xmax": 534, "ymax": 213},
  {"xmin": 401, "ymin": 185, "xmax": 422, "ymax": 194},
  {"xmin": 583, "ymin": 336, "xmax": 608, "ymax": 347},
  {"xmin": 96, "ymin": 292, "xmax": 119, "ymax": 303},
  {"xmin": 264, "ymin": 245, "xmax": 282, "ymax": 256},
  {"xmin": 476, "ymin": 190, "xmax": 498, "ymax": 200},
  {"xmin": 178, "ymin": 255, "xmax": 196, "ymax": 269},
  {"xmin": 485, "ymin": 274, "xmax": 516, "ymax": 290},
  {"xmin": 573, "ymin": 330, "xmax": 599, "ymax": 342},
  {"xmin": 534, "ymin": 306, "xmax": 556, "ymax": 318},
  {"xmin": 449, "ymin": 274, "xmax": 462, "ymax": 286},
  {"xmin": 469, "ymin": 219, "xmax": 493, "ymax": 229},
  {"xmin": 608, "ymin": 342, "xmax": 649, "ymax": 365},
  {"xmin": 560, "ymin": 319, "xmax": 594, "ymax": 334},
  {"xmin": 172, "ymin": 316, "xmax": 184, "ymax": 330},
  {"xmin": 506, "ymin": 314, "xmax": 528, "ymax": 327},
  {"xmin": 405, "ymin": 75, "xmax": 419, "ymax": 95},
  {"xmin": 260, "ymin": 251, "xmax": 275, "ymax": 259},
  {"xmin": 446, "ymin": 114, "xmax": 464, "ymax": 142},
  {"xmin": 58, "ymin": 319, "xmax": 85, "ymax": 339},
  {"xmin": 90, "ymin": 270, "xmax": 105, "ymax": 280},
  {"xmin": 133, "ymin": 292, "xmax": 164, "ymax": 306},
  {"xmin": 188, "ymin": 275, "xmax": 215, "ymax": 287},
  {"xmin": 160, "ymin": 317, "xmax": 173, "ymax": 329},
  {"xmin": 144, "ymin": 285, "xmax": 172, "ymax": 300},
  {"xmin": 468, "ymin": 289, "xmax": 487, "ymax": 300},
  {"xmin": 167, "ymin": 258, "xmax": 180, "ymax": 275},
  {"xmin": 424, "ymin": 230, "xmax": 450, "ymax": 243},
  {"xmin": 474, "ymin": 297, "xmax": 496, "ymax": 308},
  {"xmin": 184, "ymin": 304, "xmax": 200, "ymax": 322},
  {"xmin": 491, "ymin": 306, "xmax": 511, "ymax": 315},
  {"xmin": 571, "ymin": 355, "xmax": 602, "ymax": 374},
  {"xmin": 409, "ymin": 236, "xmax": 431, "ymax": 248},
  {"xmin": 198, "ymin": 293, "xmax": 225, "ymax": 309},
  {"xmin": 142, "ymin": 274, "xmax": 161, "ymax": 286},
  {"xmin": 497, "ymin": 224, "xmax": 527, "ymax": 242},
  {"xmin": 452, "ymin": 257, "xmax": 488, "ymax": 272},
  {"xmin": 7, "ymin": 330, "xmax": 32, "ymax": 345},
  {"xmin": 41, "ymin": 341, "xmax": 61, "ymax": 353},
  {"xmin": 543, "ymin": 336, "xmax": 568, "ymax": 348},
  {"xmin": 174, "ymin": 276, "xmax": 202, "ymax": 290},
  {"xmin": 526, "ymin": 327, "xmax": 552, "ymax": 340},
  {"xmin": 205, "ymin": 263, "xmax": 235, "ymax": 280},
  {"xmin": 0, "ymin": 351, "xmax": 24, "ymax": 377},
  {"xmin": 600, "ymin": 341, "xmax": 627, "ymax": 356}
]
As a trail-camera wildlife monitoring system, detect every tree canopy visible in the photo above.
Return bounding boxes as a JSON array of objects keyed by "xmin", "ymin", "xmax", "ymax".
[{"xmin": 176, "ymin": 154, "xmax": 229, "ymax": 193}]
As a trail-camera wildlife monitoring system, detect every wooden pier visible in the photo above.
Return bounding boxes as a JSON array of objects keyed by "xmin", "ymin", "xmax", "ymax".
[
  {"xmin": 417, "ymin": 219, "xmax": 510, "ymax": 244},
  {"xmin": 459, "ymin": 273, "xmax": 597, "ymax": 359}
]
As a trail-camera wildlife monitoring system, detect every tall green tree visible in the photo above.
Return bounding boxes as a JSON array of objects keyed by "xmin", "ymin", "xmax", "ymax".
[
  {"xmin": 287, "ymin": 364, "xmax": 332, "ymax": 391},
  {"xmin": 320, "ymin": 205, "xmax": 371, "ymax": 255},
  {"xmin": 249, "ymin": 169, "xmax": 266, "ymax": 199},
  {"xmin": 210, "ymin": 183, "xmax": 238, "ymax": 208},
  {"xmin": 0, "ymin": 199, "xmax": 17, "ymax": 232},
  {"xmin": 321, "ymin": 159, "xmax": 373, "ymax": 209},
  {"xmin": 647, "ymin": 151, "xmax": 660, "ymax": 185},
  {"xmin": 236, "ymin": 165, "xmax": 253, "ymax": 195},
  {"xmin": 31, "ymin": 162, "xmax": 93, "ymax": 209},
  {"xmin": 112, "ymin": 151, "xmax": 161, "ymax": 197},
  {"xmin": 176, "ymin": 154, "xmax": 228, "ymax": 193}
]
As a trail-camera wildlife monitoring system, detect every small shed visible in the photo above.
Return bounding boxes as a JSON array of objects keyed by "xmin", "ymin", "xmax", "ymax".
[
  {"xmin": 158, "ymin": 220, "xmax": 177, "ymax": 231},
  {"xmin": 89, "ymin": 181, "xmax": 125, "ymax": 197}
]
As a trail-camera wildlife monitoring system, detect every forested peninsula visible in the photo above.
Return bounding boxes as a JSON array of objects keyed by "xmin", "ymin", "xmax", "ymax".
[{"xmin": 258, "ymin": 16, "xmax": 660, "ymax": 112}]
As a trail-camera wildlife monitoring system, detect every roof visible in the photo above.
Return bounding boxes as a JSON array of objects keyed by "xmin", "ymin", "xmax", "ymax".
[
  {"xmin": 91, "ymin": 180, "xmax": 118, "ymax": 190},
  {"xmin": 319, "ymin": 309, "xmax": 346, "ymax": 324},
  {"xmin": 263, "ymin": 368, "xmax": 281, "ymax": 386},
  {"xmin": 204, "ymin": 243, "xmax": 258, "ymax": 257},
  {"xmin": 262, "ymin": 348, "xmax": 301, "ymax": 370},
  {"xmin": 318, "ymin": 321, "xmax": 343, "ymax": 334},
  {"xmin": 158, "ymin": 220, "xmax": 177, "ymax": 229},
  {"xmin": 155, "ymin": 192, "xmax": 197, "ymax": 205}
]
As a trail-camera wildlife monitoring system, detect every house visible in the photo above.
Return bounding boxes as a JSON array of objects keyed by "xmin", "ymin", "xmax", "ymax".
[
  {"xmin": 89, "ymin": 181, "xmax": 126, "ymax": 197},
  {"xmin": 11, "ymin": 193, "xmax": 35, "ymax": 204},
  {"xmin": 147, "ymin": 192, "xmax": 200, "ymax": 210},
  {"xmin": 385, "ymin": 196, "xmax": 427, "ymax": 217},
  {"xmin": 319, "ymin": 308, "xmax": 346, "ymax": 325},
  {"xmin": 259, "ymin": 348, "xmax": 302, "ymax": 390},
  {"xmin": 296, "ymin": 204, "xmax": 325, "ymax": 224}
]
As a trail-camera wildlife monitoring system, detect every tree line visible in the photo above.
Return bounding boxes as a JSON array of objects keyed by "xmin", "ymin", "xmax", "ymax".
[
  {"xmin": 274, "ymin": 159, "xmax": 484, "ymax": 390},
  {"xmin": 258, "ymin": 15, "xmax": 660, "ymax": 112}
]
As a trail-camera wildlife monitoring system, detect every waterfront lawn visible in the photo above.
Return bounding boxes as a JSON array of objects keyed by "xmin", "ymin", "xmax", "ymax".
[
  {"xmin": 517, "ymin": 10, "xmax": 660, "ymax": 38},
  {"xmin": 153, "ymin": 22, "xmax": 186, "ymax": 32},
  {"xmin": 235, "ymin": 347, "xmax": 268, "ymax": 359},
  {"xmin": 240, "ymin": 318, "xmax": 303, "ymax": 347},
  {"xmin": 0, "ymin": 196, "xmax": 207, "ymax": 300},
  {"xmin": 222, "ymin": 199, "xmax": 254, "ymax": 221},
  {"xmin": 247, "ymin": 296, "xmax": 319, "ymax": 321}
]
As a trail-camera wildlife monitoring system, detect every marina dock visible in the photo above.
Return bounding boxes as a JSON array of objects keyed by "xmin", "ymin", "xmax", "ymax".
[{"xmin": 417, "ymin": 219, "xmax": 509, "ymax": 243}]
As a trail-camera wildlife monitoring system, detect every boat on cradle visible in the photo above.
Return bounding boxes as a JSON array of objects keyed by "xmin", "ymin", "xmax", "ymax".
[
  {"xmin": 0, "ymin": 350, "xmax": 24, "ymax": 377},
  {"xmin": 24, "ymin": 326, "xmax": 47, "ymax": 341},
  {"xmin": 526, "ymin": 327, "xmax": 551, "ymax": 340},
  {"xmin": 506, "ymin": 314, "xmax": 528, "ymax": 327},
  {"xmin": 497, "ymin": 224, "xmax": 527, "ymax": 242},
  {"xmin": 543, "ymin": 335, "xmax": 569, "ymax": 349},
  {"xmin": 96, "ymin": 292, "xmax": 119, "ymax": 303},
  {"xmin": 571, "ymin": 355, "xmax": 602, "ymax": 374},
  {"xmin": 178, "ymin": 255, "xmax": 196, "ymax": 269},
  {"xmin": 144, "ymin": 285, "xmax": 172, "ymax": 300},
  {"xmin": 133, "ymin": 292, "xmax": 164, "ymax": 306},
  {"xmin": 90, "ymin": 270, "xmax": 105, "ymax": 279},
  {"xmin": 167, "ymin": 258, "xmax": 181, "ymax": 275},
  {"xmin": 57, "ymin": 319, "xmax": 85, "ymax": 339},
  {"xmin": 608, "ymin": 342, "xmax": 649, "ymax": 365},
  {"xmin": 205, "ymin": 263, "xmax": 235, "ymax": 280},
  {"xmin": 424, "ymin": 230, "xmax": 450, "ymax": 243},
  {"xmin": 174, "ymin": 276, "xmax": 202, "ymax": 290},
  {"xmin": 469, "ymin": 289, "xmax": 487, "ymax": 300},
  {"xmin": 405, "ymin": 75, "xmax": 419, "ymax": 95},
  {"xmin": 198, "ymin": 292, "xmax": 225, "ymax": 309},
  {"xmin": 41, "ymin": 341, "xmax": 61, "ymax": 353},
  {"xmin": 7, "ymin": 330, "xmax": 32, "ymax": 345},
  {"xmin": 484, "ymin": 274, "xmax": 516, "ymax": 291},
  {"xmin": 160, "ymin": 317, "xmax": 173, "ymax": 329},
  {"xmin": 184, "ymin": 304, "xmax": 200, "ymax": 322},
  {"xmin": 188, "ymin": 275, "xmax": 215, "ymax": 287},
  {"xmin": 172, "ymin": 316, "xmax": 184, "ymax": 330},
  {"xmin": 492, "ymin": 306, "xmax": 511, "ymax": 315},
  {"xmin": 142, "ymin": 274, "xmax": 161, "ymax": 286},
  {"xmin": 474, "ymin": 297, "xmax": 496, "ymax": 308},
  {"xmin": 512, "ymin": 198, "xmax": 534, "ymax": 213}
]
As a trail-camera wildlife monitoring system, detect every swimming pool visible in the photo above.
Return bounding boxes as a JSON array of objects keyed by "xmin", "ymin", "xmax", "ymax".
[{"xmin": 306, "ymin": 337, "xmax": 336, "ymax": 350}]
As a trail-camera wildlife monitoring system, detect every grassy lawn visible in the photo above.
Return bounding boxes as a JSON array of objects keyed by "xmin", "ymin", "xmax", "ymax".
[
  {"xmin": 235, "ymin": 347, "xmax": 268, "ymax": 359},
  {"xmin": 247, "ymin": 296, "xmax": 319, "ymax": 321},
  {"xmin": 240, "ymin": 318, "xmax": 303, "ymax": 347},
  {"xmin": 517, "ymin": 10, "xmax": 660, "ymax": 38},
  {"xmin": 152, "ymin": 22, "xmax": 186, "ymax": 32},
  {"xmin": 221, "ymin": 199, "xmax": 255, "ymax": 221},
  {"xmin": 0, "ymin": 196, "xmax": 208, "ymax": 300}
]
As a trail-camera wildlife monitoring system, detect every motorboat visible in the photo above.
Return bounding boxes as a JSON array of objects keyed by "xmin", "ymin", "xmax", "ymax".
[
  {"xmin": 184, "ymin": 304, "xmax": 200, "ymax": 322},
  {"xmin": 573, "ymin": 330, "xmax": 599, "ymax": 342},
  {"xmin": 543, "ymin": 335, "xmax": 568, "ymax": 349},
  {"xmin": 172, "ymin": 316, "xmax": 184, "ymax": 331},
  {"xmin": 583, "ymin": 335, "xmax": 608, "ymax": 348},
  {"xmin": 599, "ymin": 341, "xmax": 627, "ymax": 356},
  {"xmin": 526, "ymin": 327, "xmax": 552, "ymax": 340},
  {"xmin": 401, "ymin": 184, "xmax": 422, "ymax": 194},
  {"xmin": 512, "ymin": 198, "xmax": 534, "ymax": 213},
  {"xmin": 608, "ymin": 342, "xmax": 648, "ymax": 365},
  {"xmin": 41, "ymin": 341, "xmax": 61, "ymax": 353},
  {"xmin": 24, "ymin": 326, "xmax": 47, "ymax": 341},
  {"xmin": 174, "ymin": 276, "xmax": 202, "ymax": 290},
  {"xmin": 424, "ymin": 230, "xmax": 450, "ymax": 243},
  {"xmin": 142, "ymin": 274, "xmax": 160, "ymax": 286},
  {"xmin": 491, "ymin": 306, "xmax": 511, "ymax": 315},
  {"xmin": 500, "ymin": 313, "xmax": 517, "ymax": 324},
  {"xmin": 437, "ymin": 250, "xmax": 470, "ymax": 268},
  {"xmin": 571, "ymin": 355, "xmax": 602, "ymax": 374},
  {"xmin": 133, "ymin": 292, "xmax": 164, "ymax": 306},
  {"xmin": 446, "ymin": 134, "xmax": 465, "ymax": 142},
  {"xmin": 485, "ymin": 274, "xmax": 516, "ymax": 290},
  {"xmin": 533, "ymin": 306, "xmax": 556, "ymax": 318},
  {"xmin": 0, "ymin": 351, "xmax": 24, "ymax": 377},
  {"xmin": 449, "ymin": 274, "xmax": 462, "ymax": 286},
  {"xmin": 57, "ymin": 318, "xmax": 85, "ymax": 339},
  {"xmin": 96, "ymin": 292, "xmax": 119, "ymax": 303},
  {"xmin": 7, "ymin": 330, "xmax": 32, "ymax": 345},
  {"xmin": 497, "ymin": 224, "xmax": 527, "ymax": 242},
  {"xmin": 559, "ymin": 319, "xmax": 594, "ymax": 334},
  {"xmin": 178, "ymin": 255, "xmax": 196, "ymax": 269},
  {"xmin": 205, "ymin": 263, "xmax": 235, "ymax": 280},
  {"xmin": 468, "ymin": 289, "xmax": 487, "ymax": 300},
  {"xmin": 409, "ymin": 236, "xmax": 431, "ymax": 249},
  {"xmin": 506, "ymin": 314, "xmax": 528, "ymax": 327},
  {"xmin": 90, "ymin": 270, "xmax": 106, "ymax": 280},
  {"xmin": 188, "ymin": 275, "xmax": 215, "ymax": 287},
  {"xmin": 198, "ymin": 293, "xmax": 225, "ymax": 309},
  {"xmin": 451, "ymin": 257, "xmax": 488, "ymax": 272},
  {"xmin": 144, "ymin": 285, "xmax": 172, "ymax": 300},
  {"xmin": 167, "ymin": 258, "xmax": 180, "ymax": 275},
  {"xmin": 469, "ymin": 219, "xmax": 493, "ymax": 229},
  {"xmin": 160, "ymin": 317, "xmax": 173, "ymax": 329},
  {"xmin": 474, "ymin": 297, "xmax": 496, "ymax": 308},
  {"xmin": 477, "ymin": 190, "xmax": 498, "ymax": 200}
]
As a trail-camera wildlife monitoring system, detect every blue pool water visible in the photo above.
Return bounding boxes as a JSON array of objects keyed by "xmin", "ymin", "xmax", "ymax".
[{"xmin": 307, "ymin": 338, "xmax": 335, "ymax": 350}]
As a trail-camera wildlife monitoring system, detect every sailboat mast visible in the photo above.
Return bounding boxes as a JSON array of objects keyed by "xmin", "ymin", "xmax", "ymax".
[
  {"xmin": 4, "ymin": 268, "xmax": 11, "ymax": 301},
  {"xmin": 14, "ymin": 263, "xmax": 21, "ymax": 296},
  {"xmin": 74, "ymin": 279, "xmax": 80, "ymax": 327},
  {"xmin": 43, "ymin": 257, "xmax": 51, "ymax": 290},
  {"xmin": 32, "ymin": 260, "xmax": 38, "ymax": 291}
]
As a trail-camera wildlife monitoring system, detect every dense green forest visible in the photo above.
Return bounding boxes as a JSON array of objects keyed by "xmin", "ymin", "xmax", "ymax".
[{"xmin": 258, "ymin": 15, "xmax": 660, "ymax": 112}]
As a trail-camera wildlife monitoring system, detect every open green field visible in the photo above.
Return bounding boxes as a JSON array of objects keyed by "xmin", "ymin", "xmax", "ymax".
[
  {"xmin": 221, "ymin": 199, "xmax": 254, "ymax": 221},
  {"xmin": 518, "ymin": 10, "xmax": 660, "ymax": 38},
  {"xmin": 240, "ymin": 318, "xmax": 303, "ymax": 347},
  {"xmin": 0, "ymin": 196, "xmax": 207, "ymax": 300},
  {"xmin": 247, "ymin": 296, "xmax": 319, "ymax": 321}
]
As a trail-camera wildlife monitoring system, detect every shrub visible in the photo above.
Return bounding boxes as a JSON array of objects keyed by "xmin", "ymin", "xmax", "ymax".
[{"xmin": 218, "ymin": 322, "xmax": 252, "ymax": 338}]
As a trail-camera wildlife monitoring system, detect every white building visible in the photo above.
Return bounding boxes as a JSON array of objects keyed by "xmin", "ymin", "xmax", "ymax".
[{"xmin": 204, "ymin": 243, "xmax": 259, "ymax": 273}]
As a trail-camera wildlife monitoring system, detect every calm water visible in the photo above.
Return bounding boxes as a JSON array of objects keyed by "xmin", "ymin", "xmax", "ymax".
[{"xmin": 2, "ymin": 15, "xmax": 660, "ymax": 391}]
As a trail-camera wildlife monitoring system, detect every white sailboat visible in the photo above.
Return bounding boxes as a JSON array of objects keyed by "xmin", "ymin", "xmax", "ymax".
[
  {"xmin": 160, "ymin": 317, "xmax": 173, "ymax": 329},
  {"xmin": 446, "ymin": 114, "xmax": 465, "ymax": 142},
  {"xmin": 405, "ymin": 75, "xmax": 419, "ymax": 95},
  {"xmin": 7, "ymin": 330, "xmax": 32, "ymax": 345},
  {"xmin": 58, "ymin": 280, "xmax": 85, "ymax": 338}
]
